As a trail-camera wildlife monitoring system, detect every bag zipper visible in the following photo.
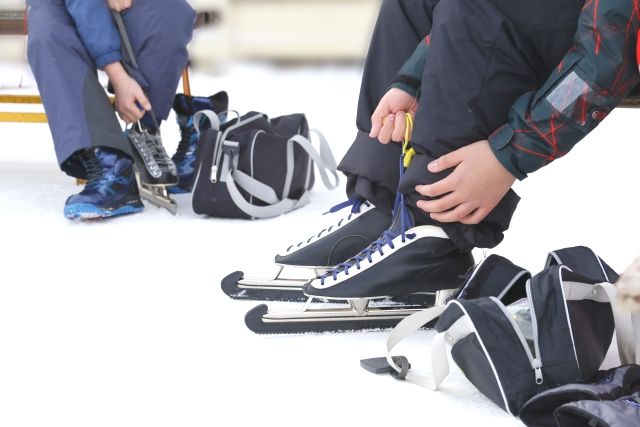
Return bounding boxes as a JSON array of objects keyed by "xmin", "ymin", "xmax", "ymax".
[
  {"xmin": 489, "ymin": 296, "xmax": 543, "ymax": 385},
  {"xmin": 525, "ymin": 281, "xmax": 544, "ymax": 384}
]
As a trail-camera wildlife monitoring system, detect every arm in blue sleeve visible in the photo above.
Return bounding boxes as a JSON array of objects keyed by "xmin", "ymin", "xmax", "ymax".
[{"xmin": 65, "ymin": 0, "xmax": 121, "ymax": 69}]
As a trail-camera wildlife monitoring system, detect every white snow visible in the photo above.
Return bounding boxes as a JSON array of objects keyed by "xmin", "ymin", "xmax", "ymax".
[{"xmin": 1, "ymin": 62, "xmax": 639, "ymax": 427}]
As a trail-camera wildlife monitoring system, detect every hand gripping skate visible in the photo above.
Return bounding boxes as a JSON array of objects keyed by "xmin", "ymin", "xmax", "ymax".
[
  {"xmin": 112, "ymin": 11, "xmax": 178, "ymax": 214},
  {"xmin": 243, "ymin": 115, "xmax": 473, "ymax": 334}
]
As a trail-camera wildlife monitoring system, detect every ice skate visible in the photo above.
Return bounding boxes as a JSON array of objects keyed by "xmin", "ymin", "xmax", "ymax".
[
  {"xmin": 244, "ymin": 194, "xmax": 473, "ymax": 334},
  {"xmin": 243, "ymin": 119, "xmax": 475, "ymax": 334},
  {"xmin": 617, "ymin": 258, "xmax": 640, "ymax": 312},
  {"xmin": 64, "ymin": 147, "xmax": 144, "ymax": 220},
  {"xmin": 221, "ymin": 198, "xmax": 393, "ymax": 301},
  {"xmin": 126, "ymin": 123, "xmax": 179, "ymax": 214},
  {"xmin": 170, "ymin": 92, "xmax": 229, "ymax": 194}
]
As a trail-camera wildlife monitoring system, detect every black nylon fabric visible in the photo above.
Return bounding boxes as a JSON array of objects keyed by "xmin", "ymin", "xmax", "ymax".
[
  {"xmin": 554, "ymin": 392, "xmax": 640, "ymax": 427},
  {"xmin": 529, "ymin": 267, "xmax": 582, "ymax": 385},
  {"xmin": 546, "ymin": 246, "xmax": 620, "ymax": 283},
  {"xmin": 455, "ymin": 299, "xmax": 543, "ymax": 414},
  {"xmin": 191, "ymin": 112, "xmax": 314, "ymax": 219},
  {"xmin": 520, "ymin": 364, "xmax": 640, "ymax": 426},
  {"xmin": 456, "ymin": 255, "xmax": 529, "ymax": 304},
  {"xmin": 451, "ymin": 333, "xmax": 508, "ymax": 412}
]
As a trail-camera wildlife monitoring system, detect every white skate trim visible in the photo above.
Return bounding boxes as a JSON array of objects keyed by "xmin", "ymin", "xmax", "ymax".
[
  {"xmin": 276, "ymin": 203, "xmax": 377, "ymax": 257},
  {"xmin": 309, "ymin": 225, "xmax": 449, "ymax": 290}
]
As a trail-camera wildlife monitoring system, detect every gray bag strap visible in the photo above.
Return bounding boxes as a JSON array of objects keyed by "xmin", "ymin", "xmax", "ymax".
[
  {"xmin": 384, "ymin": 304, "xmax": 449, "ymax": 388},
  {"xmin": 223, "ymin": 130, "xmax": 339, "ymax": 219},
  {"xmin": 192, "ymin": 110, "xmax": 221, "ymax": 133}
]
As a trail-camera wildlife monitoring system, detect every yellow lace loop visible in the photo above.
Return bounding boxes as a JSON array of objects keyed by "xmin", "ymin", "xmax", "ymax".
[{"xmin": 402, "ymin": 113, "xmax": 415, "ymax": 168}]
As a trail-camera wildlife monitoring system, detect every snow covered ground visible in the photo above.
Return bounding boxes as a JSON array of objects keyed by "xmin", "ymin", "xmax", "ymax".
[{"xmin": 1, "ymin": 63, "xmax": 639, "ymax": 427}]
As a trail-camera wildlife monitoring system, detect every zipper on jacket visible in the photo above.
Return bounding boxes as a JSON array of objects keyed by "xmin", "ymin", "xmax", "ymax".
[
  {"xmin": 490, "ymin": 297, "xmax": 543, "ymax": 385},
  {"xmin": 525, "ymin": 281, "xmax": 544, "ymax": 384}
]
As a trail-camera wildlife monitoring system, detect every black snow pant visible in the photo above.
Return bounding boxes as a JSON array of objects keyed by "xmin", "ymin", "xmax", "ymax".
[{"xmin": 338, "ymin": 0, "xmax": 586, "ymax": 251}]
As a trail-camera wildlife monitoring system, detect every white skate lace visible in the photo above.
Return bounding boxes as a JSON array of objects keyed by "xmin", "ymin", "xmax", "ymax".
[
  {"xmin": 128, "ymin": 125, "xmax": 177, "ymax": 178},
  {"xmin": 285, "ymin": 199, "xmax": 370, "ymax": 253}
]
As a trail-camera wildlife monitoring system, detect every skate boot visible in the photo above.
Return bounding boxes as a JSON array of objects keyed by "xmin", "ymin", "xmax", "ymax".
[
  {"xmin": 126, "ymin": 123, "xmax": 179, "ymax": 214},
  {"xmin": 64, "ymin": 147, "xmax": 144, "ymax": 220},
  {"xmin": 244, "ymin": 194, "xmax": 474, "ymax": 334},
  {"xmin": 303, "ymin": 196, "xmax": 474, "ymax": 300},
  {"xmin": 221, "ymin": 198, "xmax": 393, "ymax": 301},
  {"xmin": 170, "ymin": 92, "xmax": 229, "ymax": 194}
]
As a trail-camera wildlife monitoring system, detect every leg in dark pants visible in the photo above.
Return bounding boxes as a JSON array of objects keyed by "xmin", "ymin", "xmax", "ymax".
[
  {"xmin": 399, "ymin": 0, "xmax": 585, "ymax": 250},
  {"xmin": 27, "ymin": 0, "xmax": 194, "ymax": 179},
  {"xmin": 339, "ymin": 0, "xmax": 439, "ymax": 212}
]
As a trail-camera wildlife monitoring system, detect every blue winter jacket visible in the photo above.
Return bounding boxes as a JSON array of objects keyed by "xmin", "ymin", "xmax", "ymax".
[{"xmin": 65, "ymin": 0, "xmax": 122, "ymax": 69}]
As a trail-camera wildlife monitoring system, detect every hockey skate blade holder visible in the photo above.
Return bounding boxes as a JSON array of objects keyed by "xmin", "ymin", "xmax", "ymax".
[{"xmin": 135, "ymin": 172, "xmax": 178, "ymax": 215}]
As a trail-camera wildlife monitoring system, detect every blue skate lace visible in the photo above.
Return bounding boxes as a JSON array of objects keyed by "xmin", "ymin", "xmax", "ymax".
[
  {"xmin": 287, "ymin": 199, "xmax": 369, "ymax": 252},
  {"xmin": 320, "ymin": 158, "xmax": 415, "ymax": 284}
]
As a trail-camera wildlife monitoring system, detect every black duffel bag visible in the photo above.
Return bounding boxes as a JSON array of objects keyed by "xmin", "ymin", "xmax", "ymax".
[{"xmin": 191, "ymin": 111, "xmax": 339, "ymax": 219}]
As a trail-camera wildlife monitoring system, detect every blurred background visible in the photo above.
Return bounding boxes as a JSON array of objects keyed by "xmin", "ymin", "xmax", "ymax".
[
  {"xmin": 0, "ymin": 0, "xmax": 381, "ymax": 163},
  {"xmin": 0, "ymin": 0, "xmax": 381, "ymax": 77}
]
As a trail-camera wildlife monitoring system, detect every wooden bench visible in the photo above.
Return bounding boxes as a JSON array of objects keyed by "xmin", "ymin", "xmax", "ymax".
[{"xmin": 0, "ymin": 9, "xmax": 220, "ymax": 123}]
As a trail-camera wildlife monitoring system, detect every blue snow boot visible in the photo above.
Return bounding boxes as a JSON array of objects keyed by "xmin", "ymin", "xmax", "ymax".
[
  {"xmin": 64, "ymin": 147, "xmax": 144, "ymax": 220},
  {"xmin": 170, "ymin": 91, "xmax": 229, "ymax": 193}
]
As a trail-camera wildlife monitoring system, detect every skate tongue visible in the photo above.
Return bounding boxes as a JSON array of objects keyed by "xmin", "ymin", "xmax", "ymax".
[{"xmin": 388, "ymin": 201, "xmax": 414, "ymax": 237}]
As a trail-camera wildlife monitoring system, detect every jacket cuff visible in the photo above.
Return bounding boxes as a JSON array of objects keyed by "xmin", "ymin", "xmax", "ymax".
[
  {"xmin": 488, "ymin": 124, "xmax": 528, "ymax": 181},
  {"xmin": 390, "ymin": 76, "xmax": 420, "ymax": 98},
  {"xmin": 94, "ymin": 51, "xmax": 122, "ymax": 70}
]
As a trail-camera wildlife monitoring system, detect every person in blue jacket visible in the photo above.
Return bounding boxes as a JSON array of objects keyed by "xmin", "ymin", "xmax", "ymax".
[{"xmin": 27, "ymin": 0, "xmax": 196, "ymax": 220}]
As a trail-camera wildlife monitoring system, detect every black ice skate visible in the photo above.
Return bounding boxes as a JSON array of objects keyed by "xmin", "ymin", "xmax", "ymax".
[
  {"xmin": 126, "ymin": 123, "xmax": 179, "ymax": 214},
  {"xmin": 244, "ymin": 194, "xmax": 473, "ymax": 334},
  {"xmin": 244, "ymin": 115, "xmax": 475, "ymax": 334},
  {"xmin": 221, "ymin": 199, "xmax": 392, "ymax": 302}
]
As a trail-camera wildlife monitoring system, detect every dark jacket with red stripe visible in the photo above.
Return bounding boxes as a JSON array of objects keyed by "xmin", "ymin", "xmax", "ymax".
[{"xmin": 392, "ymin": 0, "xmax": 640, "ymax": 180}]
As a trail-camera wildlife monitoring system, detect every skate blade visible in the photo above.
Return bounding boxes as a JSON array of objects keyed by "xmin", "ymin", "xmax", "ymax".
[
  {"xmin": 136, "ymin": 174, "xmax": 178, "ymax": 215},
  {"xmin": 222, "ymin": 266, "xmax": 330, "ymax": 302},
  {"xmin": 245, "ymin": 302, "xmax": 429, "ymax": 334}
]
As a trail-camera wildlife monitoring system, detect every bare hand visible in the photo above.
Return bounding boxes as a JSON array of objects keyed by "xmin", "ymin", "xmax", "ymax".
[
  {"xmin": 415, "ymin": 140, "xmax": 516, "ymax": 225},
  {"xmin": 369, "ymin": 88, "xmax": 418, "ymax": 144},
  {"xmin": 104, "ymin": 62, "xmax": 151, "ymax": 124},
  {"xmin": 107, "ymin": 0, "xmax": 133, "ymax": 11}
]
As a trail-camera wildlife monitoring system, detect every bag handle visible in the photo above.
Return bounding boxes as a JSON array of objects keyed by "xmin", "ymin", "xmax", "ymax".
[
  {"xmin": 222, "ymin": 130, "xmax": 340, "ymax": 219},
  {"xmin": 383, "ymin": 304, "xmax": 449, "ymax": 386},
  {"xmin": 289, "ymin": 130, "xmax": 340, "ymax": 190},
  {"xmin": 594, "ymin": 282, "xmax": 640, "ymax": 365},
  {"xmin": 192, "ymin": 110, "xmax": 222, "ymax": 134}
]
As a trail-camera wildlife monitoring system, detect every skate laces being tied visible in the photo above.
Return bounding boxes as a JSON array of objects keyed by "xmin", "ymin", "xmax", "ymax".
[
  {"xmin": 321, "ymin": 114, "xmax": 416, "ymax": 284},
  {"xmin": 129, "ymin": 123, "xmax": 177, "ymax": 177},
  {"xmin": 286, "ymin": 199, "xmax": 370, "ymax": 252}
]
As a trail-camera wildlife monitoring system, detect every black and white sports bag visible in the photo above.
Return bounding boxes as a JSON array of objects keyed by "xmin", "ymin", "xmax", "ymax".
[
  {"xmin": 190, "ymin": 111, "xmax": 339, "ymax": 219},
  {"xmin": 367, "ymin": 247, "xmax": 640, "ymax": 417}
]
